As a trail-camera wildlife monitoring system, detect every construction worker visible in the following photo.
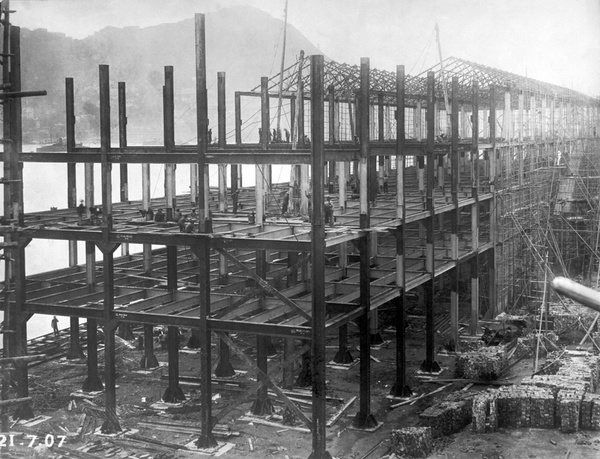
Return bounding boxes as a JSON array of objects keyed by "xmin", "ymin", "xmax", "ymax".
[
  {"xmin": 324, "ymin": 197, "xmax": 334, "ymax": 226},
  {"xmin": 51, "ymin": 316, "xmax": 59, "ymax": 337}
]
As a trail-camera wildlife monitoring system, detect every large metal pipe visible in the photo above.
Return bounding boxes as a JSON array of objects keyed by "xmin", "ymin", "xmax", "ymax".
[{"xmin": 551, "ymin": 276, "xmax": 600, "ymax": 313}]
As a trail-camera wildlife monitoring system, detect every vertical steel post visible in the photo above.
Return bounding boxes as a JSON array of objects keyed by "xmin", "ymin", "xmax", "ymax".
[
  {"xmin": 450, "ymin": 76, "xmax": 461, "ymax": 352},
  {"xmin": 256, "ymin": 77, "xmax": 270, "ymax": 225},
  {"xmin": 118, "ymin": 82, "xmax": 128, "ymax": 203},
  {"xmin": 66, "ymin": 78, "xmax": 77, "ymax": 208},
  {"xmin": 378, "ymin": 91, "xmax": 385, "ymax": 193},
  {"xmin": 163, "ymin": 323, "xmax": 185, "ymax": 403},
  {"xmin": 195, "ymin": 237, "xmax": 215, "ymax": 447},
  {"xmin": 471, "ymin": 82, "xmax": 480, "ymax": 333},
  {"xmin": 297, "ymin": 59, "xmax": 305, "ymax": 148},
  {"xmin": 142, "ymin": 163, "xmax": 152, "ymax": 273},
  {"xmin": 101, "ymin": 243, "xmax": 120, "ymax": 433},
  {"xmin": 82, "ymin": 319, "xmax": 103, "ymax": 392},
  {"xmin": 65, "ymin": 77, "xmax": 78, "ymax": 267},
  {"xmin": 328, "ymin": 84, "xmax": 336, "ymax": 193},
  {"xmin": 352, "ymin": 57, "xmax": 377, "ymax": 430},
  {"xmin": 164, "ymin": 66, "xmax": 176, "ymax": 221},
  {"xmin": 218, "ymin": 72, "xmax": 227, "ymax": 214},
  {"xmin": 217, "ymin": 72, "xmax": 229, "ymax": 284},
  {"xmin": 196, "ymin": 14, "xmax": 209, "ymax": 233},
  {"xmin": 420, "ymin": 71, "xmax": 441, "ymax": 373},
  {"xmin": 118, "ymin": 81, "xmax": 129, "ymax": 256},
  {"xmin": 390, "ymin": 65, "xmax": 411, "ymax": 397},
  {"xmin": 214, "ymin": 72, "xmax": 235, "ymax": 376},
  {"xmin": 164, "ymin": 325, "xmax": 185, "ymax": 403},
  {"xmin": 99, "ymin": 65, "xmax": 112, "ymax": 234},
  {"xmin": 140, "ymin": 324, "xmax": 158, "ymax": 368},
  {"xmin": 8, "ymin": 26, "xmax": 32, "ymax": 419},
  {"xmin": 252, "ymin": 247, "xmax": 273, "ymax": 413},
  {"xmin": 233, "ymin": 91, "xmax": 242, "ymax": 212},
  {"xmin": 489, "ymin": 85, "xmax": 497, "ymax": 317},
  {"xmin": 99, "ymin": 64, "xmax": 120, "ymax": 433},
  {"xmin": 308, "ymin": 55, "xmax": 330, "ymax": 458},
  {"xmin": 194, "ymin": 13, "xmax": 216, "ymax": 449}
]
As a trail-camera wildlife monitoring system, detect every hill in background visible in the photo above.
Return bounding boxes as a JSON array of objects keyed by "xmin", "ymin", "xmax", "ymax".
[{"xmin": 19, "ymin": 5, "xmax": 323, "ymax": 144}]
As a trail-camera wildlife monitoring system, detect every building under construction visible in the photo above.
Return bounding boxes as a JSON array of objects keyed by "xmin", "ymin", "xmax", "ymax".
[{"xmin": 1, "ymin": 5, "xmax": 600, "ymax": 459}]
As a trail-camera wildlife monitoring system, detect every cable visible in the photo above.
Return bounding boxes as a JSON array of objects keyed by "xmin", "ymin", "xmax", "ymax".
[{"xmin": 408, "ymin": 27, "xmax": 435, "ymax": 76}]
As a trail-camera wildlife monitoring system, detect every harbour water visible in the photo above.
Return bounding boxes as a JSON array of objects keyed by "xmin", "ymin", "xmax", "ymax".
[{"xmin": 1, "ymin": 146, "xmax": 291, "ymax": 340}]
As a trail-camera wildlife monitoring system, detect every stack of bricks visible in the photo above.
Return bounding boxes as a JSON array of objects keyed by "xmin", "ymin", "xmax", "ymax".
[
  {"xmin": 548, "ymin": 302, "xmax": 597, "ymax": 337},
  {"xmin": 555, "ymin": 353, "xmax": 600, "ymax": 393},
  {"xmin": 514, "ymin": 332, "xmax": 559, "ymax": 359},
  {"xmin": 470, "ymin": 351, "xmax": 600, "ymax": 432},
  {"xmin": 419, "ymin": 392, "xmax": 473, "ymax": 437},
  {"xmin": 455, "ymin": 347, "xmax": 508, "ymax": 380},
  {"xmin": 521, "ymin": 374, "xmax": 590, "ymax": 396},
  {"xmin": 495, "ymin": 386, "xmax": 555, "ymax": 429},
  {"xmin": 529, "ymin": 386, "xmax": 557, "ymax": 428},
  {"xmin": 558, "ymin": 389, "xmax": 584, "ymax": 433},
  {"xmin": 390, "ymin": 427, "xmax": 433, "ymax": 458},
  {"xmin": 472, "ymin": 390, "xmax": 498, "ymax": 433},
  {"xmin": 580, "ymin": 393, "xmax": 600, "ymax": 430},
  {"xmin": 496, "ymin": 386, "xmax": 527, "ymax": 428}
]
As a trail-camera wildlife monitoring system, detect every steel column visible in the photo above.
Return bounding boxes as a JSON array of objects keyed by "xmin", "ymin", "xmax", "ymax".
[
  {"xmin": 195, "ymin": 17, "xmax": 216, "ymax": 434},
  {"xmin": 471, "ymin": 82, "xmax": 480, "ymax": 333},
  {"xmin": 420, "ymin": 71, "xmax": 440, "ymax": 373},
  {"xmin": 216, "ymin": 74, "xmax": 235, "ymax": 375},
  {"xmin": 163, "ymin": 325, "xmax": 185, "ymax": 402},
  {"xmin": 195, "ymin": 13, "xmax": 209, "ymax": 233},
  {"xmin": 164, "ymin": 66, "xmax": 176, "ymax": 221},
  {"xmin": 450, "ymin": 77, "xmax": 461, "ymax": 352},
  {"xmin": 140, "ymin": 324, "xmax": 159, "ymax": 368},
  {"xmin": 352, "ymin": 57, "xmax": 377, "ymax": 430},
  {"xmin": 391, "ymin": 65, "xmax": 411, "ymax": 396},
  {"xmin": 82, "ymin": 319, "xmax": 103, "ymax": 392},
  {"xmin": 308, "ymin": 54, "xmax": 331, "ymax": 458},
  {"xmin": 118, "ymin": 82, "xmax": 128, "ymax": 203}
]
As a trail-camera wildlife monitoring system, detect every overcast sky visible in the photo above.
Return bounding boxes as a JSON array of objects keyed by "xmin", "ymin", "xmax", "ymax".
[{"xmin": 11, "ymin": 0, "xmax": 600, "ymax": 96}]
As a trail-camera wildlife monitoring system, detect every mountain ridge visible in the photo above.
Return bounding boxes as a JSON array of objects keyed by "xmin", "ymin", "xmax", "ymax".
[{"xmin": 18, "ymin": 5, "xmax": 323, "ymax": 143}]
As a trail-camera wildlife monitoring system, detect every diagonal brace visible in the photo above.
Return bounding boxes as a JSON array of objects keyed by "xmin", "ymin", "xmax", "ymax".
[
  {"xmin": 216, "ymin": 331, "xmax": 313, "ymax": 429},
  {"xmin": 211, "ymin": 340, "xmax": 310, "ymax": 426},
  {"xmin": 215, "ymin": 248, "xmax": 311, "ymax": 321},
  {"xmin": 217, "ymin": 253, "xmax": 312, "ymax": 315}
]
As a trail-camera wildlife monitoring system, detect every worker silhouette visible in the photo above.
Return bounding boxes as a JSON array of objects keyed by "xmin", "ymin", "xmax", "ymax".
[
  {"xmin": 324, "ymin": 197, "xmax": 334, "ymax": 226},
  {"xmin": 77, "ymin": 200, "xmax": 86, "ymax": 223},
  {"xmin": 51, "ymin": 316, "xmax": 59, "ymax": 337}
]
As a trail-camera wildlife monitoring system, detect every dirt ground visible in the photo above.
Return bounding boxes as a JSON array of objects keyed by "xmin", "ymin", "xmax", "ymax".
[{"xmin": 4, "ymin": 308, "xmax": 600, "ymax": 459}]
